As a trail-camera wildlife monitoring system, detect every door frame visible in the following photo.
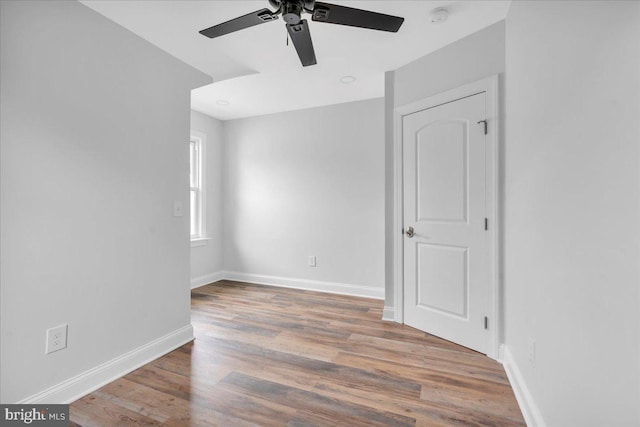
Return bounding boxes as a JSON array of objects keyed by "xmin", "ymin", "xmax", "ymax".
[{"xmin": 393, "ymin": 75, "xmax": 500, "ymax": 359}]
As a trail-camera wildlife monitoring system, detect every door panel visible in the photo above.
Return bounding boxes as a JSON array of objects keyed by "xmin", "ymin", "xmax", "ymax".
[
  {"xmin": 416, "ymin": 121, "xmax": 467, "ymax": 223},
  {"xmin": 403, "ymin": 92, "xmax": 488, "ymax": 353},
  {"xmin": 417, "ymin": 243, "xmax": 468, "ymax": 318}
]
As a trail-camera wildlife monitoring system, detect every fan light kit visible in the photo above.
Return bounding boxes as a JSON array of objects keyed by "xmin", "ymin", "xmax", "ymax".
[
  {"xmin": 199, "ymin": 0, "xmax": 404, "ymax": 67},
  {"xmin": 429, "ymin": 7, "xmax": 449, "ymax": 24},
  {"xmin": 340, "ymin": 76, "xmax": 356, "ymax": 84}
]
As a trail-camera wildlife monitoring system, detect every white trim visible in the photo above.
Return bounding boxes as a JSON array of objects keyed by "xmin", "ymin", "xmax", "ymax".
[
  {"xmin": 382, "ymin": 306, "xmax": 395, "ymax": 321},
  {"xmin": 485, "ymin": 75, "xmax": 501, "ymax": 359},
  {"xmin": 191, "ymin": 271, "xmax": 225, "ymax": 289},
  {"xmin": 190, "ymin": 237, "xmax": 211, "ymax": 248},
  {"xmin": 500, "ymin": 344, "xmax": 546, "ymax": 427},
  {"xmin": 221, "ymin": 271, "xmax": 384, "ymax": 300},
  {"xmin": 18, "ymin": 325, "xmax": 194, "ymax": 404},
  {"xmin": 190, "ymin": 130, "xmax": 207, "ymax": 241},
  {"xmin": 393, "ymin": 97, "xmax": 405, "ymax": 324},
  {"xmin": 392, "ymin": 76, "xmax": 501, "ymax": 359}
]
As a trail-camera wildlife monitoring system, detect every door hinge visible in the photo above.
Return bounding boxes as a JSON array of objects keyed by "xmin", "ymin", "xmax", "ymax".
[
  {"xmin": 477, "ymin": 119, "xmax": 488, "ymax": 135},
  {"xmin": 484, "ymin": 218, "xmax": 488, "ymax": 230},
  {"xmin": 484, "ymin": 316, "xmax": 489, "ymax": 330}
]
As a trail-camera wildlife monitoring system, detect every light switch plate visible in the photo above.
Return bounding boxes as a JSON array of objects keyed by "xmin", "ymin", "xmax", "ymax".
[{"xmin": 173, "ymin": 200, "xmax": 183, "ymax": 217}]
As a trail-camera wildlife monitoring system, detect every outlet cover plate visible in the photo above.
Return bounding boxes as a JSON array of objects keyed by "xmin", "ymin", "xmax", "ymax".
[
  {"xmin": 46, "ymin": 324, "xmax": 68, "ymax": 354},
  {"xmin": 528, "ymin": 338, "xmax": 536, "ymax": 367}
]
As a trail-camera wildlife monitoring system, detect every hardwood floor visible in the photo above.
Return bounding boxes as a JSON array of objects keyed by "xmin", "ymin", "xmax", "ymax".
[{"xmin": 70, "ymin": 281, "xmax": 525, "ymax": 426}]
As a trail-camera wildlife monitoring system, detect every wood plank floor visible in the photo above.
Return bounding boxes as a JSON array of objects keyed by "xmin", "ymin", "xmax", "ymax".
[{"xmin": 70, "ymin": 281, "xmax": 525, "ymax": 426}]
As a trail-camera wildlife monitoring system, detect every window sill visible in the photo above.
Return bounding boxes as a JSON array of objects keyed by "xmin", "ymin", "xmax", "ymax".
[{"xmin": 190, "ymin": 237, "xmax": 211, "ymax": 248}]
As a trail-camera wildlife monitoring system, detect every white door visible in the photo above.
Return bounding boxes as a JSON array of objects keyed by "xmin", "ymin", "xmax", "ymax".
[{"xmin": 402, "ymin": 92, "xmax": 489, "ymax": 353}]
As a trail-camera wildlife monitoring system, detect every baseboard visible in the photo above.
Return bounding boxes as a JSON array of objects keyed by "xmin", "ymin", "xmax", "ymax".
[
  {"xmin": 19, "ymin": 324, "xmax": 194, "ymax": 404},
  {"xmin": 191, "ymin": 271, "xmax": 224, "ymax": 289},
  {"xmin": 500, "ymin": 344, "xmax": 546, "ymax": 427},
  {"xmin": 382, "ymin": 306, "xmax": 396, "ymax": 321},
  {"xmin": 221, "ymin": 271, "xmax": 384, "ymax": 300}
]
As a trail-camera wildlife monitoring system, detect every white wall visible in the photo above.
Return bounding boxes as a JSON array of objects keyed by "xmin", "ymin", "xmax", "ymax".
[
  {"xmin": 504, "ymin": 1, "xmax": 640, "ymax": 425},
  {"xmin": 393, "ymin": 21, "xmax": 505, "ymax": 108},
  {"xmin": 385, "ymin": 21, "xmax": 505, "ymax": 310},
  {"xmin": 222, "ymin": 99, "xmax": 385, "ymax": 298},
  {"xmin": 383, "ymin": 70, "xmax": 396, "ymax": 316},
  {"xmin": 0, "ymin": 0, "xmax": 210, "ymax": 403},
  {"xmin": 190, "ymin": 110, "xmax": 224, "ymax": 287}
]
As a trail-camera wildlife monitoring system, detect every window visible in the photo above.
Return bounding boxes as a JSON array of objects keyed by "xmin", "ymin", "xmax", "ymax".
[{"xmin": 190, "ymin": 132, "xmax": 206, "ymax": 243}]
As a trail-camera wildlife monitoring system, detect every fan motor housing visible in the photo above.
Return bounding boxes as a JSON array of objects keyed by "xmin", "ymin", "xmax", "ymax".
[{"xmin": 282, "ymin": 1, "xmax": 304, "ymax": 25}]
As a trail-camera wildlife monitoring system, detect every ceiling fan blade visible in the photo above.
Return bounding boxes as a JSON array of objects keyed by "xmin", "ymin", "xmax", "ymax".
[
  {"xmin": 311, "ymin": 2, "xmax": 404, "ymax": 32},
  {"xmin": 199, "ymin": 9, "xmax": 278, "ymax": 39},
  {"xmin": 286, "ymin": 19, "xmax": 317, "ymax": 67}
]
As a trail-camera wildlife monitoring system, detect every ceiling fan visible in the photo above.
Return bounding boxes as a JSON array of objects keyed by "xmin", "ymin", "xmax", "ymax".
[{"xmin": 199, "ymin": 0, "xmax": 404, "ymax": 67}]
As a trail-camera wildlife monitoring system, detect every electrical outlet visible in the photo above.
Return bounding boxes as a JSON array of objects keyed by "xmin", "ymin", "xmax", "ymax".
[
  {"xmin": 528, "ymin": 338, "xmax": 536, "ymax": 367},
  {"xmin": 308, "ymin": 256, "xmax": 317, "ymax": 267},
  {"xmin": 46, "ymin": 324, "xmax": 68, "ymax": 354}
]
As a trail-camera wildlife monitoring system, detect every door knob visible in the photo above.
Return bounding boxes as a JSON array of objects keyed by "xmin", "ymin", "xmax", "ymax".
[{"xmin": 405, "ymin": 226, "xmax": 415, "ymax": 238}]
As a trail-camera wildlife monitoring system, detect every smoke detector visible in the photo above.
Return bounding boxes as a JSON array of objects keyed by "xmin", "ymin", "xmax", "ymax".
[{"xmin": 429, "ymin": 8, "xmax": 449, "ymax": 24}]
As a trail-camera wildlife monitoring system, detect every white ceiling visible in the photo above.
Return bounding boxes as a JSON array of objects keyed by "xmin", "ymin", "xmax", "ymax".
[{"xmin": 81, "ymin": 1, "xmax": 510, "ymax": 120}]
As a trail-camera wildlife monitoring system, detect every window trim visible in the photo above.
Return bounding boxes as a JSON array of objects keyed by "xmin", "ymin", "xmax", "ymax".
[{"xmin": 190, "ymin": 130, "xmax": 207, "ymax": 243}]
